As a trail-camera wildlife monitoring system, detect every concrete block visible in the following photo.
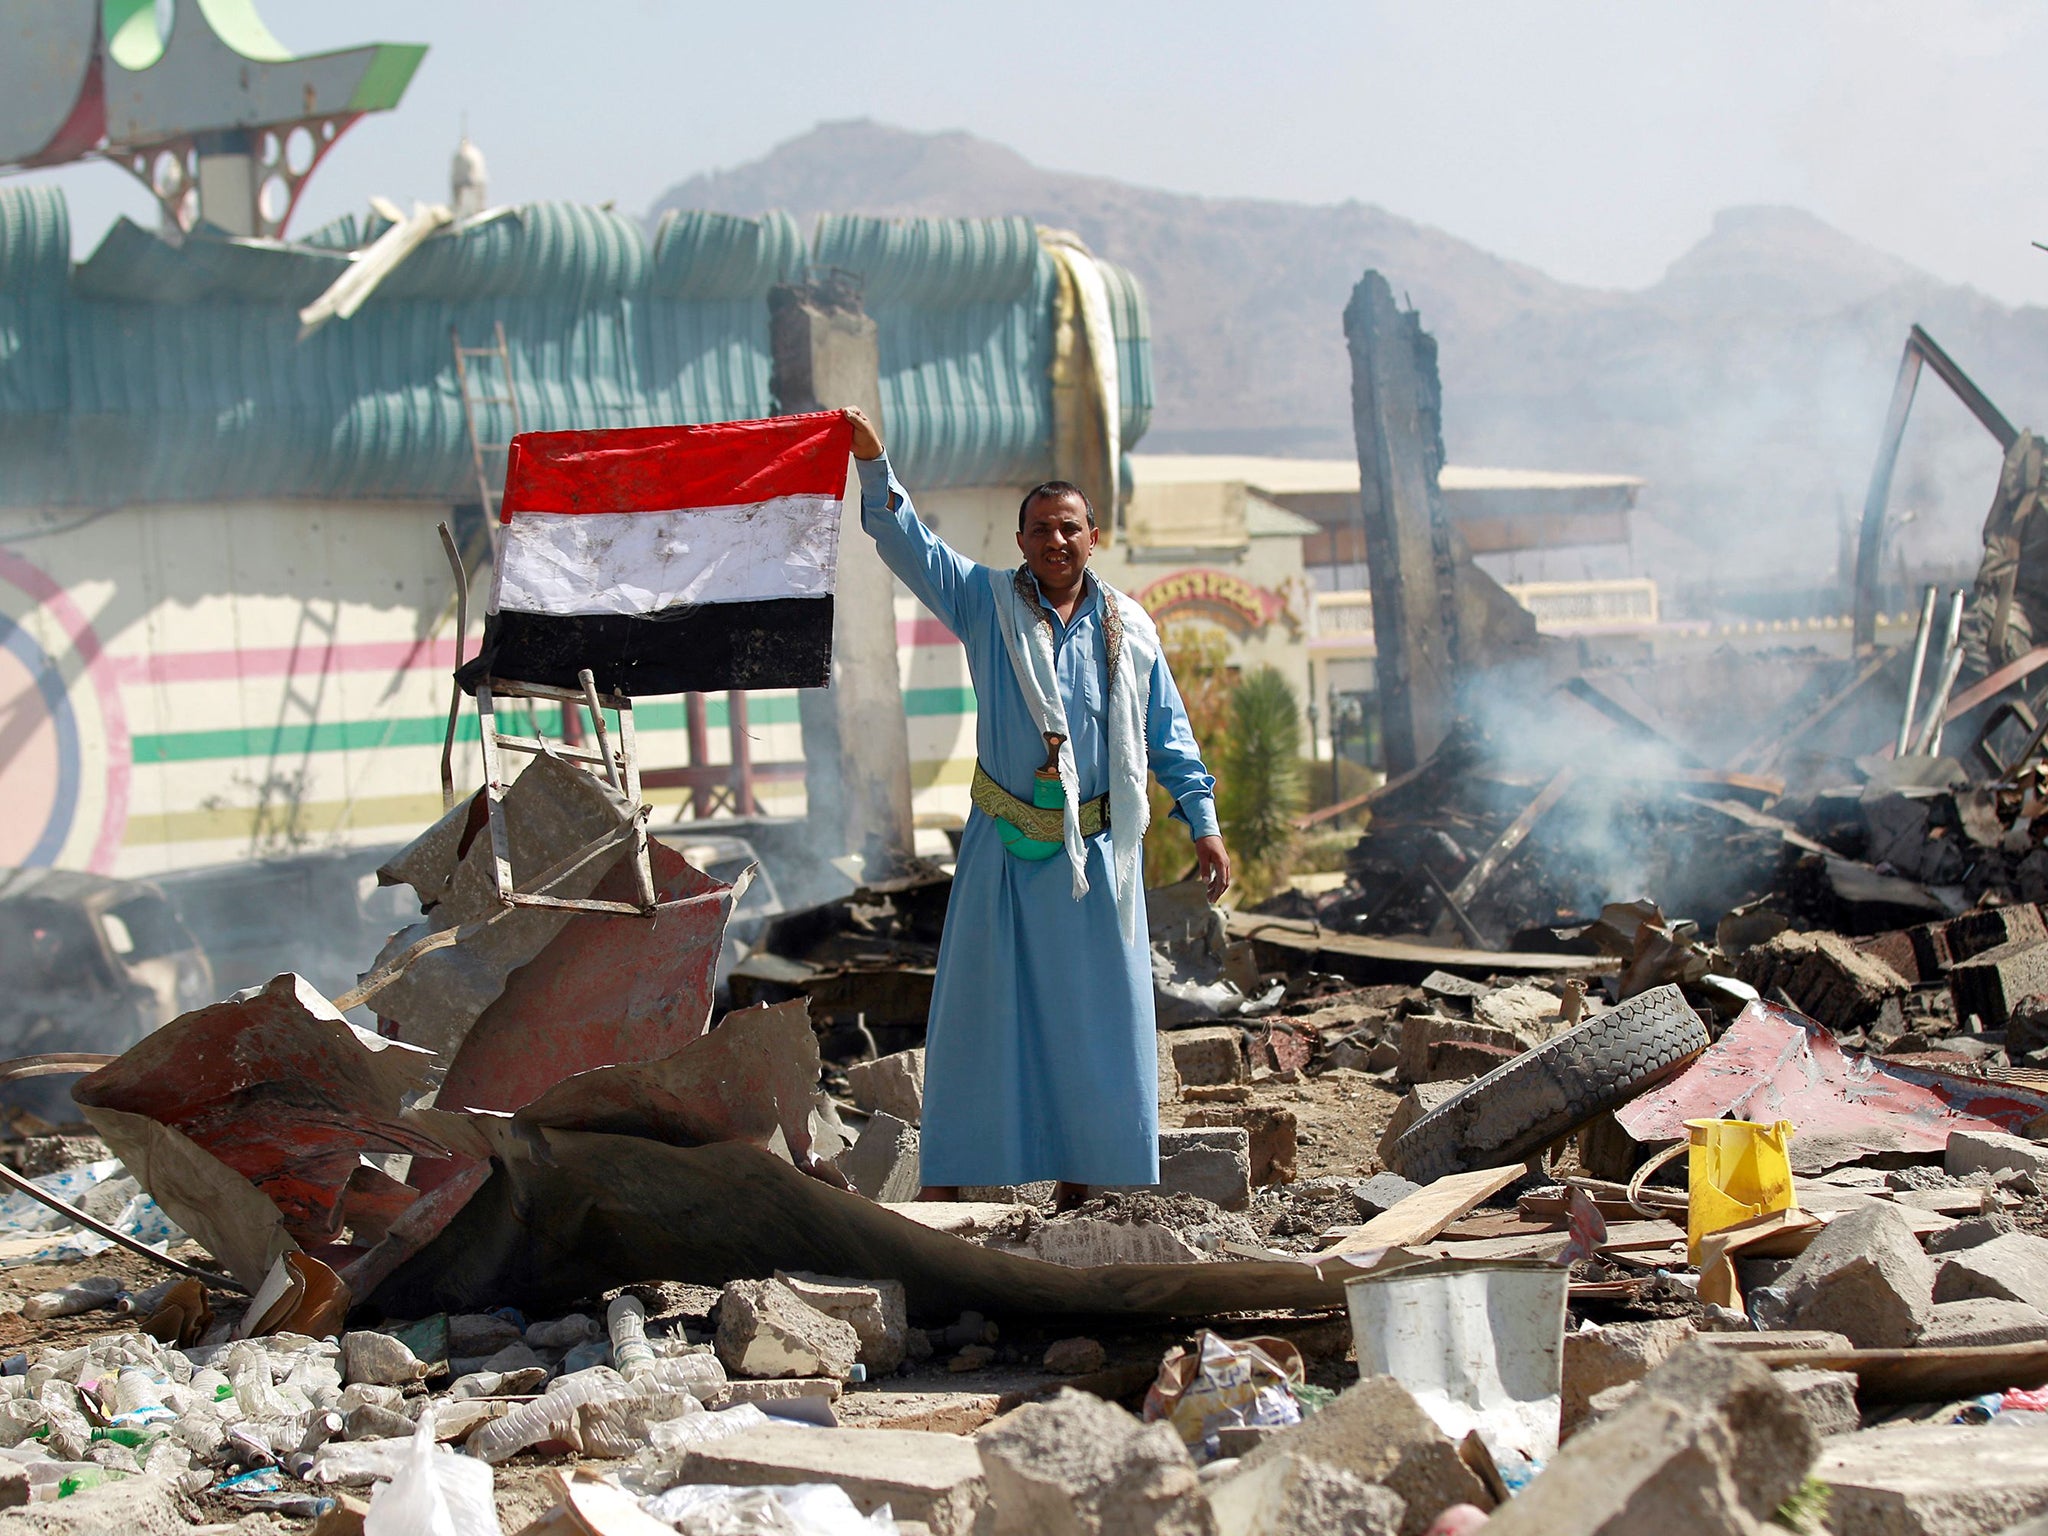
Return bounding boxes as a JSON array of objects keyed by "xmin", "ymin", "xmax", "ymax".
[
  {"xmin": 676, "ymin": 1424, "xmax": 985, "ymax": 1536},
  {"xmin": 1918, "ymin": 1298, "xmax": 2048, "ymax": 1348},
  {"xmin": 1237, "ymin": 1375, "xmax": 1489, "ymax": 1536},
  {"xmin": 1485, "ymin": 1345, "xmax": 1816, "ymax": 1536},
  {"xmin": 1042, "ymin": 1337, "xmax": 1107, "ymax": 1375},
  {"xmin": 1927, "ymin": 1213, "xmax": 2018, "ymax": 1254},
  {"xmin": 1351, "ymin": 1172, "xmax": 1423, "ymax": 1218},
  {"xmin": 1815, "ymin": 1422, "xmax": 2048, "ymax": 1535},
  {"xmin": 1773, "ymin": 1367, "xmax": 1860, "ymax": 1438},
  {"xmin": 1471, "ymin": 984, "xmax": 1564, "ymax": 1038},
  {"xmin": 844, "ymin": 1048, "xmax": 925, "ymax": 1125},
  {"xmin": 714, "ymin": 1279, "xmax": 860, "ymax": 1381},
  {"xmin": 1951, "ymin": 938, "xmax": 2048, "ymax": 1032},
  {"xmin": 1945, "ymin": 904, "xmax": 2048, "ymax": 965},
  {"xmin": 1183, "ymin": 1105, "xmax": 1297, "ymax": 1186},
  {"xmin": 1933, "ymin": 1231, "xmax": 2048, "ymax": 1312},
  {"xmin": 1775, "ymin": 1201, "xmax": 1936, "ymax": 1347},
  {"xmin": 1396, "ymin": 1016, "xmax": 1526, "ymax": 1086},
  {"xmin": 716, "ymin": 1377, "xmax": 843, "ymax": 1408},
  {"xmin": 1208, "ymin": 1451, "xmax": 1405, "ymax": 1536},
  {"xmin": 775, "ymin": 1272, "xmax": 908, "ymax": 1375},
  {"xmin": 974, "ymin": 1386, "xmax": 1212, "ymax": 1536},
  {"xmin": 1947, "ymin": 1129, "xmax": 2048, "ymax": 1185},
  {"xmin": 1159, "ymin": 1127, "xmax": 1252, "ymax": 1211},
  {"xmin": 1561, "ymin": 1318, "xmax": 1697, "ymax": 1436},
  {"xmin": 1171, "ymin": 1027, "xmax": 1247, "ymax": 1087},
  {"xmin": 1426, "ymin": 1039, "xmax": 1518, "ymax": 1081},
  {"xmin": 840, "ymin": 1110, "xmax": 922, "ymax": 1202}
]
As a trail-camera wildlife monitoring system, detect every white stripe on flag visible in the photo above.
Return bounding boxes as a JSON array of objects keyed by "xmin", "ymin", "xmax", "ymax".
[{"xmin": 491, "ymin": 493, "xmax": 842, "ymax": 617}]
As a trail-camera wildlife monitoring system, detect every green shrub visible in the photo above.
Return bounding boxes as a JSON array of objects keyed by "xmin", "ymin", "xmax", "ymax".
[{"xmin": 1218, "ymin": 666, "xmax": 1306, "ymax": 902}]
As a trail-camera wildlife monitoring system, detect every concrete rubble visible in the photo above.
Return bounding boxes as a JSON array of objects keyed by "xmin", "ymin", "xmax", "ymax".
[{"xmin": 10, "ymin": 604, "xmax": 2048, "ymax": 1536}]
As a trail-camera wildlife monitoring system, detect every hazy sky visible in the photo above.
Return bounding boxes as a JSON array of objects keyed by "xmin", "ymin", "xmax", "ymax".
[{"xmin": 22, "ymin": 0, "xmax": 2048, "ymax": 305}]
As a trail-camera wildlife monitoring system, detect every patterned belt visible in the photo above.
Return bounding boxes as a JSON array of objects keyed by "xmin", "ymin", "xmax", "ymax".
[{"xmin": 970, "ymin": 761, "xmax": 1108, "ymax": 842}]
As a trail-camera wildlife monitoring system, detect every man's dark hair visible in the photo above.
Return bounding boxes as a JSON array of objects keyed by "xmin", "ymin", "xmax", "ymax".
[{"xmin": 1018, "ymin": 481, "xmax": 1096, "ymax": 532}]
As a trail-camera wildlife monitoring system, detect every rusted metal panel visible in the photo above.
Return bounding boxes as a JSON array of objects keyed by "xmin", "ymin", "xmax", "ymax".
[
  {"xmin": 1616, "ymin": 999, "xmax": 2048, "ymax": 1170},
  {"xmin": 435, "ymin": 840, "xmax": 734, "ymax": 1114},
  {"xmin": 73, "ymin": 973, "xmax": 443, "ymax": 1249}
]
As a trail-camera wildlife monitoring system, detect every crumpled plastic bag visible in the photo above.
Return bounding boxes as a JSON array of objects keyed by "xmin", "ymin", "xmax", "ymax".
[
  {"xmin": 364, "ymin": 1415, "xmax": 502, "ymax": 1536},
  {"xmin": 642, "ymin": 1482, "xmax": 897, "ymax": 1536},
  {"xmin": 1142, "ymin": 1330, "xmax": 1304, "ymax": 1460}
]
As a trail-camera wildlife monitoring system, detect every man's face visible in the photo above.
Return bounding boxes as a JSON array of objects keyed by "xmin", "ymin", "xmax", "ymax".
[{"xmin": 1016, "ymin": 491, "xmax": 1099, "ymax": 593}]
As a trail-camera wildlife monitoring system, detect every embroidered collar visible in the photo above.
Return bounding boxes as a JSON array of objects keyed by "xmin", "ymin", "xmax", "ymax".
[{"xmin": 1014, "ymin": 567, "xmax": 1123, "ymax": 683}]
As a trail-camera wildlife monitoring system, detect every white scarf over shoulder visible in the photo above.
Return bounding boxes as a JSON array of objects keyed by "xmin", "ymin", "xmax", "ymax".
[{"xmin": 991, "ymin": 566, "xmax": 1156, "ymax": 942}]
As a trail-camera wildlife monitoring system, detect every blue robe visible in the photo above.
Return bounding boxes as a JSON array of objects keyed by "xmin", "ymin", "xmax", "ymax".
[{"xmin": 858, "ymin": 457, "xmax": 1220, "ymax": 1186}]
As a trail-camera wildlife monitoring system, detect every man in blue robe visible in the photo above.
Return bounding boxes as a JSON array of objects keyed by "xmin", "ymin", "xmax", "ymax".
[{"xmin": 845, "ymin": 409, "xmax": 1230, "ymax": 1211}]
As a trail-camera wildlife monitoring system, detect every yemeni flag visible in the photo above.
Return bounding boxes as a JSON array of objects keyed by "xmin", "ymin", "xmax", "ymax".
[{"xmin": 457, "ymin": 412, "xmax": 852, "ymax": 697}]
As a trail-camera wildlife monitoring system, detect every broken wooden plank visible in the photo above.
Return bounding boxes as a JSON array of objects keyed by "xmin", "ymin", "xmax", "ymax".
[
  {"xmin": 1317, "ymin": 1164, "xmax": 1524, "ymax": 1258},
  {"xmin": 1225, "ymin": 912, "xmax": 1609, "ymax": 981}
]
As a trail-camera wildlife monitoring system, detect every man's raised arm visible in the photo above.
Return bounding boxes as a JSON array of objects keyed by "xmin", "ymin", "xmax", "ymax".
[{"xmin": 846, "ymin": 407, "xmax": 980, "ymax": 639}]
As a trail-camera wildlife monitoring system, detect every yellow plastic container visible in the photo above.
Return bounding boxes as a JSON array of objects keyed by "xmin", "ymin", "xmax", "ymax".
[{"xmin": 1685, "ymin": 1117, "xmax": 1797, "ymax": 1263}]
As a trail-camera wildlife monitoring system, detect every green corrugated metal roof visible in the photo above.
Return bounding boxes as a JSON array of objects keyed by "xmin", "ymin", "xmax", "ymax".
[{"xmin": 0, "ymin": 186, "xmax": 1152, "ymax": 507}]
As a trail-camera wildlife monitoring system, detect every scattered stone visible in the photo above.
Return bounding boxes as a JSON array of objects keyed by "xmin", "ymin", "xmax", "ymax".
[
  {"xmin": 1420, "ymin": 971, "xmax": 1489, "ymax": 1002},
  {"xmin": 844, "ymin": 1048, "xmax": 926, "ymax": 1125},
  {"xmin": 714, "ymin": 1279, "xmax": 860, "ymax": 1381},
  {"xmin": 1427, "ymin": 1039, "xmax": 1519, "ymax": 1080},
  {"xmin": 840, "ymin": 1111, "xmax": 922, "ymax": 1202},
  {"xmin": 975, "ymin": 1387, "xmax": 1212, "ymax": 1536},
  {"xmin": 949, "ymin": 1345, "xmax": 995, "ymax": 1373},
  {"xmin": 676, "ymin": 1424, "xmax": 986, "ymax": 1536},
  {"xmin": 1043, "ymin": 1337, "xmax": 1107, "ymax": 1375},
  {"xmin": 1933, "ymin": 1232, "xmax": 2048, "ymax": 1312},
  {"xmin": 1396, "ymin": 1017, "xmax": 1527, "ymax": 1086},
  {"xmin": 1772, "ymin": 1201, "xmax": 1936, "ymax": 1347},
  {"xmin": 1182, "ymin": 1084, "xmax": 1252, "ymax": 1103},
  {"xmin": 1815, "ymin": 1421, "xmax": 2048, "ymax": 1535},
  {"xmin": 1927, "ymin": 1213, "xmax": 2018, "ymax": 1253},
  {"xmin": 1238, "ymin": 1375, "xmax": 1489, "ymax": 1536},
  {"xmin": 1917, "ymin": 1298, "xmax": 2048, "ymax": 1347},
  {"xmin": 1947, "ymin": 1129, "xmax": 2048, "ymax": 1185},
  {"xmin": 1560, "ymin": 1318, "xmax": 1696, "ymax": 1436},
  {"xmin": 1183, "ymin": 1105, "xmax": 1298, "ymax": 1186},
  {"xmin": 1484, "ymin": 1344, "xmax": 1817, "ymax": 1536},
  {"xmin": 2011, "ymin": 993, "xmax": 2048, "ymax": 1060},
  {"xmin": 1951, "ymin": 939, "xmax": 2048, "ymax": 1032},
  {"xmin": 1157, "ymin": 1127, "xmax": 1253, "ymax": 1211},
  {"xmin": 1736, "ymin": 927, "xmax": 1911, "ymax": 1034},
  {"xmin": 716, "ymin": 1377, "xmax": 843, "ymax": 1408},
  {"xmin": 1171, "ymin": 1027, "xmax": 1248, "ymax": 1087},
  {"xmin": 1773, "ymin": 1367, "xmax": 1860, "ymax": 1438},
  {"xmin": 1366, "ymin": 1040, "xmax": 1400, "ymax": 1072},
  {"xmin": 1208, "ymin": 1451, "xmax": 1406, "ymax": 1536},
  {"xmin": 774, "ymin": 1272, "xmax": 908, "ymax": 1376},
  {"xmin": 1471, "ymin": 984, "xmax": 1564, "ymax": 1038},
  {"xmin": 1350, "ymin": 1172, "xmax": 1423, "ymax": 1219}
]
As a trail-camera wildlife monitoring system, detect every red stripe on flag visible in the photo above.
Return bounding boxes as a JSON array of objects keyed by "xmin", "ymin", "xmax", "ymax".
[{"xmin": 499, "ymin": 412, "xmax": 854, "ymax": 520}]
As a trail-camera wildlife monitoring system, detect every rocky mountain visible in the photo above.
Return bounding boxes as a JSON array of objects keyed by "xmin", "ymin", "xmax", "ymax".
[{"xmin": 653, "ymin": 121, "xmax": 2048, "ymax": 592}]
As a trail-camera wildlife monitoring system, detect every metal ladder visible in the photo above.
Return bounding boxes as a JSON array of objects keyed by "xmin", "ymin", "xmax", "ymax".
[
  {"xmin": 473, "ymin": 668, "xmax": 658, "ymax": 916},
  {"xmin": 451, "ymin": 321, "xmax": 523, "ymax": 524}
]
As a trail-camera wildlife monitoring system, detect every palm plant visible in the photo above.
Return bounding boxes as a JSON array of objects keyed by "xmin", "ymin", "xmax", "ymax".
[{"xmin": 1218, "ymin": 666, "xmax": 1305, "ymax": 901}]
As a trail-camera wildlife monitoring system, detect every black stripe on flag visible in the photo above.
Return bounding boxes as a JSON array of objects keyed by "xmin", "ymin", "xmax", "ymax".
[{"xmin": 458, "ymin": 595, "xmax": 834, "ymax": 697}]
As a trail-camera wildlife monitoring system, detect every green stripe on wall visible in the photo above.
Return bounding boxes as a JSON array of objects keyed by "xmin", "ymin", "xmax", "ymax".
[{"xmin": 130, "ymin": 686, "xmax": 978, "ymax": 765}]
